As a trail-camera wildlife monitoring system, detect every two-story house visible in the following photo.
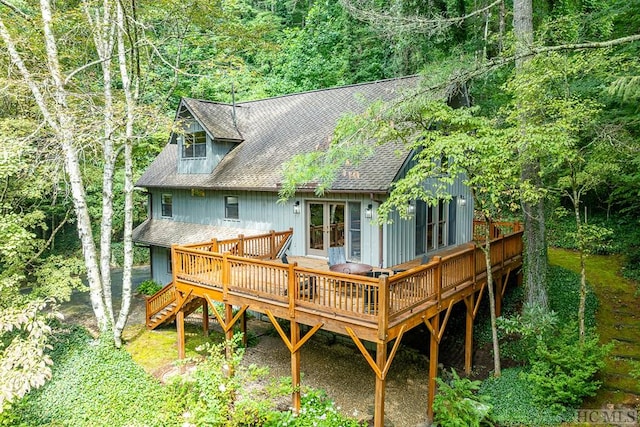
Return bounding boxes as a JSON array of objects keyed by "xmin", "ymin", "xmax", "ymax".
[{"xmin": 133, "ymin": 75, "xmax": 474, "ymax": 285}]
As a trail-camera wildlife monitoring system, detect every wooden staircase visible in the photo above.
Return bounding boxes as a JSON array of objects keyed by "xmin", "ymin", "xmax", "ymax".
[{"xmin": 145, "ymin": 282, "xmax": 203, "ymax": 330}]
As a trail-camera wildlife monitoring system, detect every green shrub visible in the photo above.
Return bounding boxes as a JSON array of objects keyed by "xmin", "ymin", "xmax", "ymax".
[
  {"xmin": 480, "ymin": 367, "xmax": 576, "ymax": 426},
  {"xmin": 525, "ymin": 324, "xmax": 612, "ymax": 411},
  {"xmin": 7, "ymin": 326, "xmax": 173, "ymax": 427},
  {"xmin": 498, "ymin": 303, "xmax": 559, "ymax": 363},
  {"xmin": 166, "ymin": 334, "xmax": 272, "ymax": 426},
  {"xmin": 433, "ymin": 369, "xmax": 492, "ymax": 427},
  {"xmin": 136, "ymin": 279, "xmax": 163, "ymax": 296},
  {"xmin": 264, "ymin": 388, "xmax": 361, "ymax": 427}
]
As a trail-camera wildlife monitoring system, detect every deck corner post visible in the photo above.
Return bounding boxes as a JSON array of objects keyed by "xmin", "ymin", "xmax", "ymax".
[
  {"xmin": 177, "ymin": 308, "xmax": 185, "ymax": 361},
  {"xmin": 270, "ymin": 230, "xmax": 276, "ymax": 257},
  {"xmin": 377, "ymin": 275, "xmax": 389, "ymax": 341},
  {"xmin": 464, "ymin": 295, "xmax": 474, "ymax": 374},
  {"xmin": 222, "ymin": 252, "xmax": 229, "ymax": 300},
  {"xmin": 224, "ymin": 303, "xmax": 235, "ymax": 362},
  {"xmin": 171, "ymin": 244, "xmax": 178, "ymax": 285},
  {"xmin": 427, "ymin": 314, "xmax": 440, "ymax": 422},
  {"xmin": 288, "ymin": 263, "xmax": 296, "ymax": 318},
  {"xmin": 374, "ymin": 340, "xmax": 387, "ymax": 427},
  {"xmin": 239, "ymin": 234, "xmax": 246, "ymax": 256},
  {"xmin": 212, "ymin": 238, "xmax": 218, "ymax": 252},
  {"xmin": 433, "ymin": 256, "xmax": 443, "ymax": 305},
  {"xmin": 291, "ymin": 321, "xmax": 302, "ymax": 413}
]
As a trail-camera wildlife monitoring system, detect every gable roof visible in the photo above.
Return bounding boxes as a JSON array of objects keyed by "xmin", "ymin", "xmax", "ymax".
[{"xmin": 137, "ymin": 75, "xmax": 421, "ymax": 193}]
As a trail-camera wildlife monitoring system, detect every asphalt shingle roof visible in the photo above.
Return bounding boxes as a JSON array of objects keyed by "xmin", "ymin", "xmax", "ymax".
[
  {"xmin": 137, "ymin": 75, "xmax": 420, "ymax": 193},
  {"xmin": 132, "ymin": 219, "xmax": 265, "ymax": 248}
]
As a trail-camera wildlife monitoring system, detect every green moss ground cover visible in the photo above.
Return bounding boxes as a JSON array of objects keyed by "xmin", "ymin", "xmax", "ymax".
[{"xmin": 549, "ymin": 248, "xmax": 640, "ymax": 408}]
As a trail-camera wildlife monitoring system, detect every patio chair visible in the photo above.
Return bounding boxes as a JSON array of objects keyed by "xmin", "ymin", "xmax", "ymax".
[{"xmin": 328, "ymin": 246, "xmax": 347, "ymax": 266}]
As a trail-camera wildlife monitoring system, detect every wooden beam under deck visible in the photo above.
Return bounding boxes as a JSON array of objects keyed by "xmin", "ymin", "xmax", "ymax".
[{"xmin": 165, "ymin": 225, "xmax": 524, "ymax": 426}]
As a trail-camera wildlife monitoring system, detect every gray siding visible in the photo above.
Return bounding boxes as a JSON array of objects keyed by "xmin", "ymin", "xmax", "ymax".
[
  {"xmin": 151, "ymin": 246, "xmax": 173, "ymax": 285},
  {"xmin": 382, "ymin": 176, "xmax": 474, "ymax": 267}
]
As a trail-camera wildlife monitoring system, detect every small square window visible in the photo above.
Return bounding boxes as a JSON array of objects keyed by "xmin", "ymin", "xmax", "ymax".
[
  {"xmin": 182, "ymin": 131, "xmax": 207, "ymax": 158},
  {"xmin": 161, "ymin": 194, "xmax": 173, "ymax": 217},
  {"xmin": 225, "ymin": 196, "xmax": 239, "ymax": 219}
]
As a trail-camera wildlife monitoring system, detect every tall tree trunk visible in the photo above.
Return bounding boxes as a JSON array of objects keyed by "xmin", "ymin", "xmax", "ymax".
[
  {"xmin": 482, "ymin": 219, "xmax": 501, "ymax": 377},
  {"xmin": 40, "ymin": 0, "xmax": 109, "ymax": 332},
  {"xmin": 514, "ymin": 0, "xmax": 549, "ymax": 310},
  {"xmin": 572, "ymin": 181, "xmax": 587, "ymax": 344},
  {"xmin": 85, "ymin": 0, "xmax": 118, "ymax": 327},
  {"xmin": 113, "ymin": 0, "xmax": 136, "ymax": 346}
]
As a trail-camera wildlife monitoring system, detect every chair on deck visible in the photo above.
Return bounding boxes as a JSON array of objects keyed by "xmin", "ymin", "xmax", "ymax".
[
  {"xmin": 282, "ymin": 253, "xmax": 316, "ymax": 300},
  {"xmin": 328, "ymin": 246, "xmax": 347, "ymax": 266}
]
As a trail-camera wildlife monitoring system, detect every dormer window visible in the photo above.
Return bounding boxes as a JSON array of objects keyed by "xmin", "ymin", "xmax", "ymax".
[{"xmin": 182, "ymin": 131, "xmax": 206, "ymax": 158}]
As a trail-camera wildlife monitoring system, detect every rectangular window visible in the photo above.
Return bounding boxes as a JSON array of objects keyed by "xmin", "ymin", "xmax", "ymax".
[
  {"xmin": 348, "ymin": 202, "xmax": 361, "ymax": 261},
  {"xmin": 427, "ymin": 205, "xmax": 436, "ymax": 251},
  {"xmin": 225, "ymin": 196, "xmax": 239, "ymax": 219},
  {"xmin": 191, "ymin": 189, "xmax": 205, "ymax": 197},
  {"xmin": 438, "ymin": 200, "xmax": 447, "ymax": 247},
  {"xmin": 161, "ymin": 193, "xmax": 173, "ymax": 217},
  {"xmin": 415, "ymin": 200, "xmax": 427, "ymax": 256},
  {"xmin": 166, "ymin": 250, "xmax": 172, "ymax": 274},
  {"xmin": 448, "ymin": 197, "xmax": 457, "ymax": 245},
  {"xmin": 182, "ymin": 131, "xmax": 207, "ymax": 158}
]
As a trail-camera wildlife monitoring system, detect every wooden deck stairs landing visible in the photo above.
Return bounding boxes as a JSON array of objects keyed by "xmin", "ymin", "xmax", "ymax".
[{"xmin": 146, "ymin": 282, "xmax": 203, "ymax": 329}]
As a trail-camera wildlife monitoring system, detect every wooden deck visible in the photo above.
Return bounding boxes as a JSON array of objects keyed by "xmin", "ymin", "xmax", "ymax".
[{"xmin": 148, "ymin": 223, "xmax": 523, "ymax": 425}]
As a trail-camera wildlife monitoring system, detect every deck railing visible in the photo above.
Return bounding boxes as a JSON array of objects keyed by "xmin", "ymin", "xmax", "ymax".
[
  {"xmin": 181, "ymin": 228, "xmax": 293, "ymax": 259},
  {"xmin": 172, "ymin": 246, "xmax": 380, "ymax": 324},
  {"xmin": 473, "ymin": 220, "xmax": 522, "ymax": 240},
  {"xmin": 387, "ymin": 226, "xmax": 523, "ymax": 321},
  {"xmin": 171, "ymin": 223, "xmax": 523, "ymax": 332},
  {"xmin": 145, "ymin": 281, "xmax": 177, "ymax": 324}
]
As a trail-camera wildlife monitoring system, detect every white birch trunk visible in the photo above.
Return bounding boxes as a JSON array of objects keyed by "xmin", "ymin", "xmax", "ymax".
[
  {"xmin": 40, "ymin": 0, "xmax": 109, "ymax": 331},
  {"xmin": 84, "ymin": 0, "xmax": 118, "ymax": 327},
  {"xmin": 113, "ymin": 0, "xmax": 136, "ymax": 346}
]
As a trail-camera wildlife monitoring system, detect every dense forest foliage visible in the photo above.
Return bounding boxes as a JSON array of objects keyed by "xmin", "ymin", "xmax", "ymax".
[{"xmin": 1, "ymin": 0, "xmax": 639, "ymax": 422}]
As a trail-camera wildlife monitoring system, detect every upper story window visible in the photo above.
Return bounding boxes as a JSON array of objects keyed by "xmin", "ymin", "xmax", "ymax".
[
  {"xmin": 182, "ymin": 131, "xmax": 206, "ymax": 158},
  {"xmin": 225, "ymin": 196, "xmax": 239, "ymax": 219},
  {"xmin": 161, "ymin": 193, "xmax": 173, "ymax": 217}
]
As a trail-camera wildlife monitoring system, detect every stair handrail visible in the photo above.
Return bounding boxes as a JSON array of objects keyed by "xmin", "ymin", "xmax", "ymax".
[{"xmin": 146, "ymin": 281, "xmax": 177, "ymax": 323}]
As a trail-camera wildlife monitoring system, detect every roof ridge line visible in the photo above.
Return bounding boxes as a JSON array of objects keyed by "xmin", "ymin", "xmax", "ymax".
[{"xmin": 184, "ymin": 74, "xmax": 420, "ymax": 106}]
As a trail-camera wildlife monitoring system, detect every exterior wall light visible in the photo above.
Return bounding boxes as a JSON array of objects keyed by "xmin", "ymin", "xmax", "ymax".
[
  {"xmin": 459, "ymin": 196, "xmax": 467, "ymax": 207},
  {"xmin": 293, "ymin": 201, "xmax": 301, "ymax": 214},
  {"xmin": 365, "ymin": 204, "xmax": 373, "ymax": 219},
  {"xmin": 407, "ymin": 200, "xmax": 416, "ymax": 215}
]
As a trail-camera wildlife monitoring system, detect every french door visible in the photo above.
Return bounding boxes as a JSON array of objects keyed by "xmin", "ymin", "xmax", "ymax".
[{"xmin": 307, "ymin": 202, "xmax": 345, "ymax": 257}]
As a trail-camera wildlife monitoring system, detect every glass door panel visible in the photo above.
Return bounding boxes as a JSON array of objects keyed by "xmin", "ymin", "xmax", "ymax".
[
  {"xmin": 306, "ymin": 202, "xmax": 346, "ymax": 257},
  {"xmin": 328, "ymin": 203, "xmax": 345, "ymax": 248},
  {"xmin": 308, "ymin": 203, "xmax": 325, "ymax": 256}
]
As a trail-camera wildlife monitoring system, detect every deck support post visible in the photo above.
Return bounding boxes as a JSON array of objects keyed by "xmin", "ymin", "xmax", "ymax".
[
  {"xmin": 291, "ymin": 321, "xmax": 301, "ymax": 413},
  {"xmin": 177, "ymin": 309, "xmax": 185, "ymax": 360},
  {"xmin": 241, "ymin": 311, "xmax": 247, "ymax": 347},
  {"xmin": 225, "ymin": 303, "xmax": 234, "ymax": 359},
  {"xmin": 495, "ymin": 275, "xmax": 503, "ymax": 317},
  {"xmin": 427, "ymin": 313, "xmax": 440, "ymax": 422},
  {"xmin": 374, "ymin": 341, "xmax": 387, "ymax": 427},
  {"xmin": 464, "ymin": 295, "xmax": 474, "ymax": 374},
  {"xmin": 202, "ymin": 299, "xmax": 209, "ymax": 337}
]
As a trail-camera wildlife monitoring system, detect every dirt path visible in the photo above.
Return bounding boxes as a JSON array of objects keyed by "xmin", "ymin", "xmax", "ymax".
[{"xmin": 549, "ymin": 248, "xmax": 640, "ymax": 409}]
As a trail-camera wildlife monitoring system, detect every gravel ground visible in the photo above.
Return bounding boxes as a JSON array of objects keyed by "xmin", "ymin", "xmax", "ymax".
[{"xmin": 242, "ymin": 318, "xmax": 434, "ymax": 427}]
